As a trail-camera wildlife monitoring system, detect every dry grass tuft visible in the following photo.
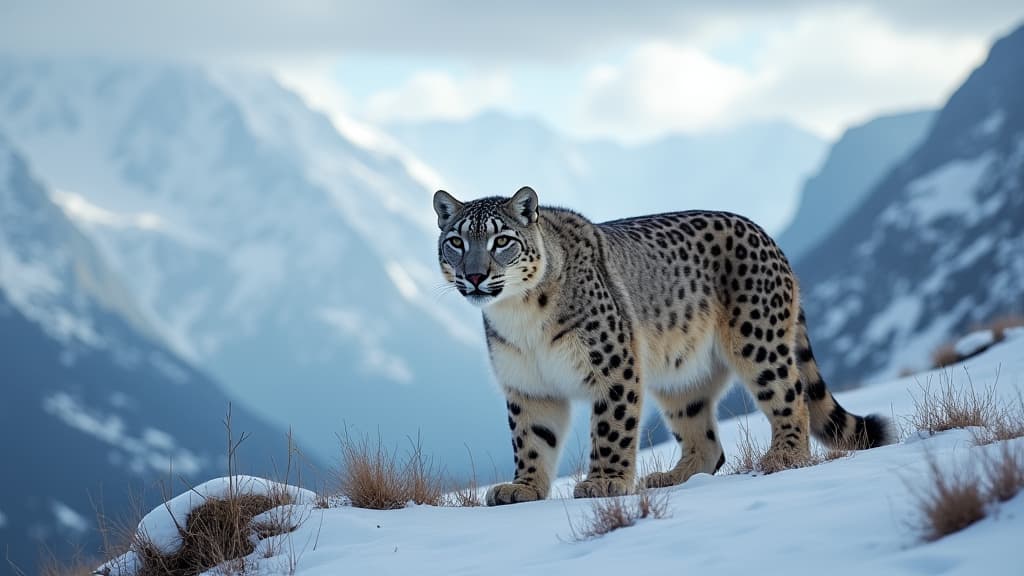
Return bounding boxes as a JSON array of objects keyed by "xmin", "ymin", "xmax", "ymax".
[
  {"xmin": 972, "ymin": 393, "xmax": 1024, "ymax": 446},
  {"xmin": 914, "ymin": 458, "xmax": 987, "ymax": 542},
  {"xmin": 338, "ymin": 432, "xmax": 445, "ymax": 510},
  {"xmin": 907, "ymin": 371, "xmax": 999, "ymax": 436},
  {"xmin": 443, "ymin": 449, "xmax": 483, "ymax": 508},
  {"xmin": 931, "ymin": 343, "xmax": 962, "ymax": 370},
  {"xmin": 445, "ymin": 482, "xmax": 483, "ymax": 508},
  {"xmin": 36, "ymin": 549, "xmax": 99, "ymax": 576},
  {"xmin": 983, "ymin": 443, "xmax": 1024, "ymax": 503},
  {"xmin": 818, "ymin": 447, "xmax": 853, "ymax": 463},
  {"xmin": 568, "ymin": 486, "xmax": 669, "ymax": 540},
  {"xmin": 552, "ymin": 446, "xmax": 591, "ymax": 500},
  {"xmin": 728, "ymin": 418, "xmax": 835, "ymax": 475},
  {"xmin": 134, "ymin": 491, "xmax": 293, "ymax": 576},
  {"xmin": 905, "ymin": 370, "xmax": 1024, "ymax": 446},
  {"xmin": 982, "ymin": 315, "xmax": 1024, "ymax": 341},
  {"xmin": 90, "ymin": 405, "xmax": 310, "ymax": 576},
  {"xmin": 912, "ymin": 443, "xmax": 1024, "ymax": 542},
  {"xmin": 729, "ymin": 418, "xmax": 764, "ymax": 475}
]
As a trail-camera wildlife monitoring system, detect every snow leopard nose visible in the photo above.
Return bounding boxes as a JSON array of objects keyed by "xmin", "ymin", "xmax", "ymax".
[{"xmin": 466, "ymin": 273, "xmax": 487, "ymax": 287}]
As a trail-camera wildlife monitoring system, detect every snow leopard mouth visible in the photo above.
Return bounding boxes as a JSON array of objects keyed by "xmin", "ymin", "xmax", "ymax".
[{"xmin": 462, "ymin": 287, "xmax": 502, "ymax": 306}]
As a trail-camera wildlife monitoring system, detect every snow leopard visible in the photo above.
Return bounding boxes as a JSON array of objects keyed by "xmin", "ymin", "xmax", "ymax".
[{"xmin": 433, "ymin": 187, "xmax": 893, "ymax": 505}]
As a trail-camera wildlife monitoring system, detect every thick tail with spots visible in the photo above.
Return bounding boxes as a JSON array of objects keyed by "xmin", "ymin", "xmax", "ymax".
[{"xmin": 795, "ymin": 310, "xmax": 895, "ymax": 450}]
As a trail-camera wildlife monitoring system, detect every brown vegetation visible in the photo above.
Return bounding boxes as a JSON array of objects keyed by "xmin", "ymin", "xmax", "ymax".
[
  {"xmin": 931, "ymin": 343, "xmax": 963, "ymax": 370},
  {"xmin": 727, "ymin": 418, "xmax": 844, "ymax": 475},
  {"xmin": 568, "ymin": 486, "xmax": 669, "ymax": 540},
  {"xmin": 982, "ymin": 443, "xmax": 1024, "ymax": 503},
  {"xmin": 931, "ymin": 315, "xmax": 1024, "ymax": 369},
  {"xmin": 88, "ymin": 406, "xmax": 309, "ymax": 576},
  {"xmin": 905, "ymin": 370, "xmax": 1024, "ymax": 445},
  {"xmin": 132, "ymin": 490, "xmax": 294, "ymax": 576},
  {"xmin": 337, "ymin": 432, "xmax": 445, "ymax": 510},
  {"xmin": 913, "ymin": 443, "xmax": 1024, "ymax": 542},
  {"xmin": 914, "ymin": 458, "xmax": 987, "ymax": 542},
  {"xmin": 907, "ymin": 372, "xmax": 999, "ymax": 435}
]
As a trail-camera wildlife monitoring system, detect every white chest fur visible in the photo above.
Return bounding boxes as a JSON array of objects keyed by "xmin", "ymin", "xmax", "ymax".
[{"xmin": 484, "ymin": 301, "xmax": 590, "ymax": 399}]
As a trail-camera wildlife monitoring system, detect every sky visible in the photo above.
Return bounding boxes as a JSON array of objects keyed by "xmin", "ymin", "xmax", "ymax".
[{"xmin": 2, "ymin": 1, "xmax": 1024, "ymax": 142}]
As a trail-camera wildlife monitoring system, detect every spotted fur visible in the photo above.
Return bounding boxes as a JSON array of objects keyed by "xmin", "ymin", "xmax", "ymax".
[{"xmin": 434, "ymin": 187, "xmax": 894, "ymax": 506}]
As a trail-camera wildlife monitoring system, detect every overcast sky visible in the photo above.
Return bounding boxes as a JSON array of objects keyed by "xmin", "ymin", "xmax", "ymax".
[{"xmin": 2, "ymin": 1, "xmax": 1023, "ymax": 141}]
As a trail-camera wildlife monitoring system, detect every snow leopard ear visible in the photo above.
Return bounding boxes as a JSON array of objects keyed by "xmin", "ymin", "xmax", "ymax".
[
  {"xmin": 507, "ymin": 186, "xmax": 539, "ymax": 226},
  {"xmin": 433, "ymin": 190, "xmax": 463, "ymax": 229}
]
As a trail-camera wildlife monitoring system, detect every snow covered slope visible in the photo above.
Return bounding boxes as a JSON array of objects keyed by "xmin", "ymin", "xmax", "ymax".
[
  {"xmin": 777, "ymin": 109, "xmax": 935, "ymax": 262},
  {"xmin": 797, "ymin": 24, "xmax": 1024, "ymax": 387},
  {"xmin": 124, "ymin": 324, "xmax": 1024, "ymax": 576},
  {"xmin": 0, "ymin": 133, "xmax": 299, "ymax": 574},
  {"xmin": 0, "ymin": 59, "xmax": 505, "ymax": 470},
  {"xmin": 387, "ymin": 112, "xmax": 827, "ymax": 234}
]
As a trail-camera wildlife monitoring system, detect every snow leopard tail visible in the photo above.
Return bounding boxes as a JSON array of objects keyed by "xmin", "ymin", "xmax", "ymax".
[{"xmin": 795, "ymin": 309, "xmax": 895, "ymax": 450}]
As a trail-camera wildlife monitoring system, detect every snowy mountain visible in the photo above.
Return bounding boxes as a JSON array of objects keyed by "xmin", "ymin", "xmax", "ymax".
[
  {"xmin": 0, "ymin": 133, "xmax": 297, "ymax": 573},
  {"xmin": 0, "ymin": 59, "xmax": 506, "ymax": 473},
  {"xmin": 104, "ymin": 327, "xmax": 1024, "ymax": 576},
  {"xmin": 777, "ymin": 109, "xmax": 935, "ymax": 262},
  {"xmin": 387, "ymin": 112, "xmax": 828, "ymax": 234},
  {"xmin": 798, "ymin": 24, "xmax": 1024, "ymax": 387}
]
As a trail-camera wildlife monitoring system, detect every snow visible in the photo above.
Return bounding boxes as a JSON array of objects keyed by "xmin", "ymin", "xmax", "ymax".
[
  {"xmin": 224, "ymin": 241, "xmax": 288, "ymax": 314},
  {"xmin": 864, "ymin": 292, "xmax": 923, "ymax": 345},
  {"xmin": 384, "ymin": 260, "xmax": 421, "ymax": 302},
  {"xmin": 251, "ymin": 68, "xmax": 448, "ymax": 194},
  {"xmin": 806, "ymin": 278, "xmax": 864, "ymax": 339},
  {"xmin": 0, "ymin": 238, "xmax": 103, "ymax": 347},
  {"xmin": 900, "ymin": 153, "xmax": 995, "ymax": 226},
  {"xmin": 954, "ymin": 330, "xmax": 996, "ymax": 358},
  {"xmin": 136, "ymin": 475, "xmax": 316, "ymax": 555},
  {"xmin": 98, "ymin": 551, "xmax": 141, "ymax": 576},
  {"xmin": 108, "ymin": 332, "xmax": 1024, "ymax": 576},
  {"xmin": 142, "ymin": 427, "xmax": 176, "ymax": 451},
  {"xmin": 50, "ymin": 189, "xmax": 164, "ymax": 232},
  {"xmin": 43, "ymin": 392, "xmax": 204, "ymax": 476},
  {"xmin": 953, "ymin": 234, "xmax": 995, "ymax": 269},
  {"xmin": 975, "ymin": 109, "xmax": 1005, "ymax": 137},
  {"xmin": 868, "ymin": 299, "xmax": 975, "ymax": 380},
  {"xmin": 317, "ymin": 307, "xmax": 414, "ymax": 384},
  {"xmin": 51, "ymin": 501, "xmax": 89, "ymax": 533}
]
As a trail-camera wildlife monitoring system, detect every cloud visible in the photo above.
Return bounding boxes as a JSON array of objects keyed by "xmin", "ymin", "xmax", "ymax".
[
  {"xmin": 573, "ymin": 6, "xmax": 991, "ymax": 139},
  {"xmin": 2, "ymin": 1, "xmax": 1017, "ymax": 142},
  {"xmin": 578, "ymin": 43, "xmax": 755, "ymax": 139},
  {"xmin": 737, "ymin": 6, "xmax": 989, "ymax": 135},
  {"xmin": 0, "ymin": 1, "xmax": 1020, "ymax": 61},
  {"xmin": 363, "ymin": 71, "xmax": 512, "ymax": 124}
]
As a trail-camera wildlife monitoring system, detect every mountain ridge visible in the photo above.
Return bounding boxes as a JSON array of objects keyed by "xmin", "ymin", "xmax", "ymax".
[
  {"xmin": 0, "ymin": 59, "xmax": 507, "ymax": 474},
  {"xmin": 777, "ymin": 109, "xmax": 935, "ymax": 262},
  {"xmin": 0, "ymin": 133, "xmax": 304, "ymax": 573},
  {"xmin": 797, "ymin": 23, "xmax": 1024, "ymax": 386},
  {"xmin": 386, "ymin": 110, "xmax": 828, "ymax": 233}
]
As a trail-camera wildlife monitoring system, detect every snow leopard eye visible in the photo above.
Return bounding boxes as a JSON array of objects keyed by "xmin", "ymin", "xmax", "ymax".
[
  {"xmin": 493, "ymin": 236, "xmax": 510, "ymax": 248},
  {"xmin": 447, "ymin": 237, "xmax": 464, "ymax": 249}
]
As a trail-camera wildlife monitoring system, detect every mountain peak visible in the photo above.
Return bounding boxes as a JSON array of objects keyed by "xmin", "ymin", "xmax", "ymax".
[{"xmin": 796, "ymin": 25, "xmax": 1024, "ymax": 385}]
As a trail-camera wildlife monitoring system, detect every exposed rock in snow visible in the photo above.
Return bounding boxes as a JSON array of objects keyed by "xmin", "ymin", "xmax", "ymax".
[
  {"xmin": 137, "ymin": 475, "xmax": 315, "ymax": 555},
  {"xmin": 954, "ymin": 330, "xmax": 997, "ymax": 358}
]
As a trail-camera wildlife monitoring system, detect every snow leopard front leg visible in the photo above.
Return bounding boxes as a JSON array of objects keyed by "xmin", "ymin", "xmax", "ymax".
[
  {"xmin": 574, "ymin": 332, "xmax": 644, "ymax": 499},
  {"xmin": 486, "ymin": 391, "xmax": 570, "ymax": 506}
]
